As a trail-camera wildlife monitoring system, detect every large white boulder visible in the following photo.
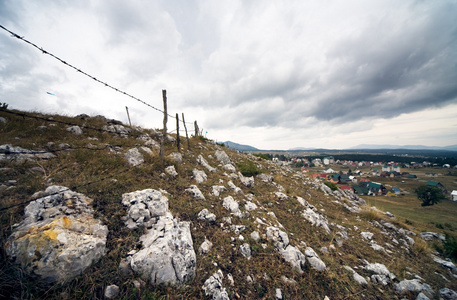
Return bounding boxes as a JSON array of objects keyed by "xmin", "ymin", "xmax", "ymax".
[
  {"xmin": 6, "ymin": 186, "xmax": 108, "ymax": 281},
  {"xmin": 121, "ymin": 189, "xmax": 197, "ymax": 286}
]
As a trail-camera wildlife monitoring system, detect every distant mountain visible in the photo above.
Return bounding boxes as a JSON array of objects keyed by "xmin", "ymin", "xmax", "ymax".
[
  {"xmin": 287, "ymin": 147, "xmax": 317, "ymax": 151},
  {"xmin": 348, "ymin": 144, "xmax": 457, "ymax": 151},
  {"xmin": 223, "ymin": 141, "xmax": 259, "ymax": 151}
]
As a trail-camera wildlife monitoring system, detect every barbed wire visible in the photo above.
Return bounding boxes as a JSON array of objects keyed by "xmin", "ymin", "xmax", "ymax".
[
  {"xmin": 0, "ymin": 24, "xmax": 194, "ymax": 125},
  {"xmin": 0, "ymin": 161, "xmax": 146, "ymax": 212},
  {"xmin": 0, "ymin": 109, "xmax": 192, "ymax": 138}
]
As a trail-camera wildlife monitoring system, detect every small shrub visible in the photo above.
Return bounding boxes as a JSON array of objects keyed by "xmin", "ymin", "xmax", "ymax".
[
  {"xmin": 238, "ymin": 161, "xmax": 262, "ymax": 177},
  {"xmin": 253, "ymin": 153, "xmax": 271, "ymax": 160},
  {"xmin": 323, "ymin": 181, "xmax": 338, "ymax": 191},
  {"xmin": 443, "ymin": 233, "xmax": 457, "ymax": 260},
  {"xmin": 359, "ymin": 206, "xmax": 382, "ymax": 221},
  {"xmin": 413, "ymin": 238, "xmax": 430, "ymax": 255}
]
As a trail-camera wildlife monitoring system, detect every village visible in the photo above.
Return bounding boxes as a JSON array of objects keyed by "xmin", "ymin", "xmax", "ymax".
[{"xmin": 279, "ymin": 155, "xmax": 457, "ymax": 201}]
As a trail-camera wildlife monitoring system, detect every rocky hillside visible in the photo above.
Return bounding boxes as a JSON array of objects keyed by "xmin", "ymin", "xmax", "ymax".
[{"xmin": 0, "ymin": 109, "xmax": 456, "ymax": 300}]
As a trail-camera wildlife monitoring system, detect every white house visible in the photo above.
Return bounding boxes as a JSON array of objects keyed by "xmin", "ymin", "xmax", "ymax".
[{"xmin": 451, "ymin": 190, "xmax": 457, "ymax": 201}]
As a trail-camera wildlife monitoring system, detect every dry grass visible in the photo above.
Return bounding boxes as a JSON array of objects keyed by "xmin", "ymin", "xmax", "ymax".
[{"xmin": 1, "ymin": 109, "xmax": 457, "ymax": 299}]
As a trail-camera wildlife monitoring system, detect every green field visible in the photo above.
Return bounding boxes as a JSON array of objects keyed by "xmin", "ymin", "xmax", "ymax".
[{"xmin": 309, "ymin": 165, "xmax": 457, "ymax": 232}]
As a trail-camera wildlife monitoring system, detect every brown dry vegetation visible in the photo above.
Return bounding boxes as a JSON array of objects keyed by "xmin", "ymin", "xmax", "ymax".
[{"xmin": 1, "ymin": 109, "xmax": 456, "ymax": 299}]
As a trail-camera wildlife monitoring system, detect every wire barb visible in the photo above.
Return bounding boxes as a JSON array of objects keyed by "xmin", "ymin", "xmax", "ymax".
[{"xmin": 0, "ymin": 24, "xmax": 194, "ymax": 125}]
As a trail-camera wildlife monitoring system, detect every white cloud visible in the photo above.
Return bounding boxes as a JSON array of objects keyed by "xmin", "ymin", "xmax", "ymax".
[{"xmin": 1, "ymin": 0, "xmax": 456, "ymax": 149}]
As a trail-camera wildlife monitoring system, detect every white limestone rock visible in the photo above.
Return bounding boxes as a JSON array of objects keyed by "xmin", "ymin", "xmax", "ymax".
[
  {"xmin": 0, "ymin": 144, "xmax": 56, "ymax": 162},
  {"xmin": 199, "ymin": 238, "xmax": 213, "ymax": 255},
  {"xmin": 304, "ymin": 247, "xmax": 327, "ymax": 272},
  {"xmin": 250, "ymin": 231, "xmax": 260, "ymax": 242},
  {"xmin": 343, "ymin": 266, "xmax": 368, "ymax": 285},
  {"xmin": 103, "ymin": 124, "xmax": 130, "ymax": 137},
  {"xmin": 239, "ymin": 173, "xmax": 254, "ymax": 187},
  {"xmin": 215, "ymin": 150, "xmax": 232, "ymax": 165},
  {"xmin": 186, "ymin": 185, "xmax": 206, "ymax": 200},
  {"xmin": 274, "ymin": 192, "xmax": 288, "ymax": 200},
  {"xmin": 223, "ymin": 196, "xmax": 241, "ymax": 215},
  {"xmin": 239, "ymin": 243, "xmax": 252, "ymax": 259},
  {"xmin": 223, "ymin": 164, "xmax": 237, "ymax": 173},
  {"xmin": 193, "ymin": 169, "xmax": 208, "ymax": 183},
  {"xmin": 197, "ymin": 155, "xmax": 216, "ymax": 172},
  {"xmin": 202, "ymin": 270, "xmax": 230, "ymax": 300},
  {"xmin": 257, "ymin": 173, "xmax": 274, "ymax": 183},
  {"xmin": 361, "ymin": 232, "xmax": 374, "ymax": 240},
  {"xmin": 244, "ymin": 201, "xmax": 258, "ymax": 211},
  {"xmin": 211, "ymin": 185, "xmax": 227, "ymax": 197},
  {"xmin": 197, "ymin": 209, "xmax": 216, "ymax": 223},
  {"xmin": 6, "ymin": 186, "xmax": 108, "ymax": 282},
  {"xmin": 66, "ymin": 125, "xmax": 83, "ymax": 135},
  {"xmin": 394, "ymin": 279, "xmax": 433, "ymax": 296},
  {"xmin": 124, "ymin": 148, "xmax": 144, "ymax": 167},
  {"xmin": 104, "ymin": 285, "xmax": 120, "ymax": 299},
  {"xmin": 228, "ymin": 181, "xmax": 243, "ymax": 194},
  {"xmin": 168, "ymin": 152, "xmax": 183, "ymax": 164},
  {"xmin": 440, "ymin": 288, "xmax": 457, "ymax": 300},
  {"xmin": 122, "ymin": 189, "xmax": 196, "ymax": 286},
  {"xmin": 165, "ymin": 165, "xmax": 178, "ymax": 178}
]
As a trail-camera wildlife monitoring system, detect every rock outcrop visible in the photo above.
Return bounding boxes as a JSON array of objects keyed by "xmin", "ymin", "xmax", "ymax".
[
  {"xmin": 6, "ymin": 186, "xmax": 108, "ymax": 281},
  {"xmin": 120, "ymin": 189, "xmax": 196, "ymax": 286}
]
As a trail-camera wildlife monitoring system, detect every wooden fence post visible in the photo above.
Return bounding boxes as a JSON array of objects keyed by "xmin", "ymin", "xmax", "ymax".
[
  {"xmin": 160, "ymin": 90, "xmax": 168, "ymax": 164},
  {"xmin": 176, "ymin": 113, "xmax": 180, "ymax": 151},
  {"xmin": 182, "ymin": 113, "xmax": 190, "ymax": 150},
  {"xmin": 194, "ymin": 121, "xmax": 199, "ymax": 137}
]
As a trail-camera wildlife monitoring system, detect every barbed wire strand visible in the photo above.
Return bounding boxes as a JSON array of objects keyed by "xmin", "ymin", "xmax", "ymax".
[
  {"xmin": 0, "ymin": 24, "xmax": 194, "ymax": 125},
  {"xmin": 0, "ymin": 109, "xmax": 195, "ymax": 139},
  {"xmin": 0, "ymin": 160, "xmax": 146, "ymax": 212}
]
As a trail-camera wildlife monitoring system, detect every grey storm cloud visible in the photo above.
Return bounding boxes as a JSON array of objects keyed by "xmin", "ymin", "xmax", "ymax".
[{"xmin": 1, "ymin": 0, "xmax": 456, "ymax": 149}]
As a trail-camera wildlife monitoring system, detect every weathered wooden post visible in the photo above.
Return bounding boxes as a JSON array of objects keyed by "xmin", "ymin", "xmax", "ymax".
[
  {"xmin": 176, "ymin": 113, "xmax": 180, "ymax": 151},
  {"xmin": 194, "ymin": 121, "xmax": 199, "ymax": 137},
  {"xmin": 182, "ymin": 113, "xmax": 190, "ymax": 150},
  {"xmin": 125, "ymin": 106, "xmax": 132, "ymax": 127},
  {"xmin": 160, "ymin": 90, "xmax": 168, "ymax": 164}
]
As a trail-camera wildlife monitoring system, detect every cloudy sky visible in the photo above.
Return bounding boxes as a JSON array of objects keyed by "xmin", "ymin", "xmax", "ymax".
[{"xmin": 1, "ymin": 0, "xmax": 456, "ymax": 150}]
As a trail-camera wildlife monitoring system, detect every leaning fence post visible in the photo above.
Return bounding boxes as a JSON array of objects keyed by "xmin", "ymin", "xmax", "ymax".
[
  {"xmin": 160, "ymin": 90, "xmax": 168, "ymax": 164},
  {"xmin": 182, "ymin": 113, "xmax": 190, "ymax": 150},
  {"xmin": 194, "ymin": 121, "xmax": 199, "ymax": 137},
  {"xmin": 176, "ymin": 113, "xmax": 180, "ymax": 151}
]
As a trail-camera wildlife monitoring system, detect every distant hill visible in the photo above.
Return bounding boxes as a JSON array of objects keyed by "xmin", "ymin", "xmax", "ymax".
[
  {"xmin": 223, "ymin": 141, "xmax": 259, "ymax": 151},
  {"xmin": 349, "ymin": 144, "xmax": 457, "ymax": 151}
]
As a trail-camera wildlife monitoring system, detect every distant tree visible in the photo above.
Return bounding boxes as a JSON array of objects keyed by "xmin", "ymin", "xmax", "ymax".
[{"xmin": 415, "ymin": 185, "xmax": 446, "ymax": 206}]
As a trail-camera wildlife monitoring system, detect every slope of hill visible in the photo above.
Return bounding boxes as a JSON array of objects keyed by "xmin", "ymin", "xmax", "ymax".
[{"xmin": 1, "ymin": 109, "xmax": 456, "ymax": 299}]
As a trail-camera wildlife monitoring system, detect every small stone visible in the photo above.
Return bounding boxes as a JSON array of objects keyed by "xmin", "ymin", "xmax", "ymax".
[
  {"xmin": 275, "ymin": 288, "xmax": 283, "ymax": 300},
  {"xmin": 104, "ymin": 285, "xmax": 119, "ymax": 299}
]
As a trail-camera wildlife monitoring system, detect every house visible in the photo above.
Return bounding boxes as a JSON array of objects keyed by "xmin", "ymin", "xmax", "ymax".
[
  {"xmin": 352, "ymin": 185, "xmax": 368, "ymax": 195},
  {"xmin": 407, "ymin": 174, "xmax": 417, "ymax": 179},
  {"xmin": 359, "ymin": 181, "xmax": 386, "ymax": 196},
  {"xmin": 329, "ymin": 174, "xmax": 340, "ymax": 183},
  {"xmin": 324, "ymin": 168, "xmax": 336, "ymax": 174},
  {"xmin": 391, "ymin": 187, "xmax": 401, "ymax": 195},
  {"xmin": 339, "ymin": 174, "xmax": 352, "ymax": 184},
  {"xmin": 340, "ymin": 185, "xmax": 352, "ymax": 191},
  {"xmin": 309, "ymin": 173, "xmax": 320, "ymax": 178},
  {"xmin": 382, "ymin": 165, "xmax": 391, "ymax": 172},
  {"xmin": 323, "ymin": 156, "xmax": 334, "ymax": 165},
  {"xmin": 392, "ymin": 165, "xmax": 401, "ymax": 172},
  {"xmin": 425, "ymin": 181, "xmax": 447, "ymax": 194},
  {"xmin": 451, "ymin": 190, "xmax": 457, "ymax": 201}
]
